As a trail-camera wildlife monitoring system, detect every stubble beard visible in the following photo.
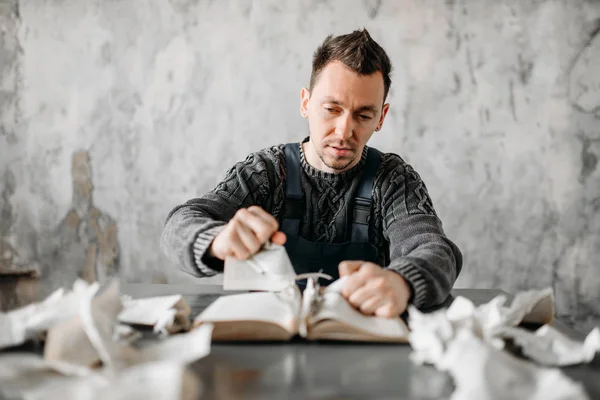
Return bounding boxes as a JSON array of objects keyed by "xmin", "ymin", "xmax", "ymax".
[{"xmin": 316, "ymin": 145, "xmax": 358, "ymax": 171}]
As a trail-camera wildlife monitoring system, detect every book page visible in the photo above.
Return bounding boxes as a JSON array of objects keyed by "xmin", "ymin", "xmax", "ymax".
[
  {"xmin": 309, "ymin": 292, "xmax": 409, "ymax": 339},
  {"xmin": 223, "ymin": 243, "xmax": 297, "ymax": 291},
  {"xmin": 194, "ymin": 290, "xmax": 300, "ymax": 334},
  {"xmin": 119, "ymin": 295, "xmax": 191, "ymax": 333}
]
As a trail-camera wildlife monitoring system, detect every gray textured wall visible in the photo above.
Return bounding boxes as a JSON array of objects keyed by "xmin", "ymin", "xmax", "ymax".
[{"xmin": 1, "ymin": 0, "xmax": 599, "ymax": 325}]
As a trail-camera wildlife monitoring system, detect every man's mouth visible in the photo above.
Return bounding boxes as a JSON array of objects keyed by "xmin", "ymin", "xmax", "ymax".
[{"xmin": 328, "ymin": 145, "xmax": 354, "ymax": 157}]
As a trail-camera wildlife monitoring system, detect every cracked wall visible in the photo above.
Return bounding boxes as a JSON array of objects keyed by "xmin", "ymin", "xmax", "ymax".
[{"xmin": 0, "ymin": 0, "xmax": 599, "ymax": 324}]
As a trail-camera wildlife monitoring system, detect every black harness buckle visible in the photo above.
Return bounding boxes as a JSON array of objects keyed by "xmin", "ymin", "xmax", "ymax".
[{"xmin": 353, "ymin": 198, "xmax": 371, "ymax": 225}]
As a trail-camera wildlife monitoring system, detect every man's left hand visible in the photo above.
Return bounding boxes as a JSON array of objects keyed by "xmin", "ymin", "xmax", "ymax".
[{"xmin": 338, "ymin": 261, "xmax": 412, "ymax": 318}]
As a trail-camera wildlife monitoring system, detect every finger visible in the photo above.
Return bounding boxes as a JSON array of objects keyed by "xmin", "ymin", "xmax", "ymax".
[
  {"xmin": 341, "ymin": 269, "xmax": 370, "ymax": 298},
  {"xmin": 240, "ymin": 209, "xmax": 278, "ymax": 244},
  {"xmin": 271, "ymin": 231, "xmax": 287, "ymax": 245},
  {"xmin": 247, "ymin": 206, "xmax": 279, "ymax": 232},
  {"xmin": 347, "ymin": 277, "xmax": 387, "ymax": 306},
  {"xmin": 359, "ymin": 295, "xmax": 389, "ymax": 316},
  {"xmin": 228, "ymin": 224, "xmax": 253, "ymax": 260},
  {"xmin": 341, "ymin": 262, "xmax": 382, "ymax": 297},
  {"xmin": 338, "ymin": 260, "xmax": 364, "ymax": 277},
  {"xmin": 357, "ymin": 262, "xmax": 382, "ymax": 279},
  {"xmin": 233, "ymin": 219, "xmax": 263, "ymax": 258},
  {"xmin": 375, "ymin": 302, "xmax": 402, "ymax": 318}
]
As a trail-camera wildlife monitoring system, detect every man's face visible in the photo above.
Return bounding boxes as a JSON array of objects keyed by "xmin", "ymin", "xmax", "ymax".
[{"xmin": 301, "ymin": 60, "xmax": 389, "ymax": 173}]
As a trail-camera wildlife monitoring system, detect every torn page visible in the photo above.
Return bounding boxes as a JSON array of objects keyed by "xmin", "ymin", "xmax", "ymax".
[
  {"xmin": 298, "ymin": 276, "xmax": 320, "ymax": 337},
  {"xmin": 223, "ymin": 242, "xmax": 297, "ymax": 291},
  {"xmin": 409, "ymin": 287, "xmax": 557, "ymax": 365},
  {"xmin": 45, "ymin": 280, "xmax": 133, "ymax": 369},
  {"xmin": 438, "ymin": 330, "xmax": 589, "ymax": 400},
  {"xmin": 0, "ymin": 356, "xmax": 200, "ymax": 400},
  {"xmin": 0, "ymin": 279, "xmax": 99, "ymax": 350},
  {"xmin": 0, "ymin": 353, "xmax": 95, "ymax": 380},
  {"xmin": 498, "ymin": 287, "xmax": 554, "ymax": 327},
  {"xmin": 135, "ymin": 323, "xmax": 213, "ymax": 365},
  {"xmin": 114, "ymin": 324, "xmax": 142, "ymax": 345},
  {"xmin": 407, "ymin": 287, "xmax": 596, "ymax": 400},
  {"xmin": 119, "ymin": 295, "xmax": 191, "ymax": 334},
  {"xmin": 92, "ymin": 361, "xmax": 202, "ymax": 400},
  {"xmin": 501, "ymin": 325, "xmax": 600, "ymax": 366},
  {"xmin": 0, "ymin": 353, "xmax": 107, "ymax": 400}
]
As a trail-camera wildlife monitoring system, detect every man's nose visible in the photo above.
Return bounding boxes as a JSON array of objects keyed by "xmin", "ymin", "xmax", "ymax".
[{"xmin": 335, "ymin": 113, "xmax": 353, "ymax": 140}]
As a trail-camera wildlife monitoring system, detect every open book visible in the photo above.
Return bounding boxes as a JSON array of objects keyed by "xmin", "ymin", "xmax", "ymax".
[
  {"xmin": 194, "ymin": 243, "xmax": 555, "ymax": 343},
  {"xmin": 193, "ymin": 277, "xmax": 410, "ymax": 343}
]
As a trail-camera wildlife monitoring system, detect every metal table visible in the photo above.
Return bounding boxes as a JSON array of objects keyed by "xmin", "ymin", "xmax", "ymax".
[{"xmin": 121, "ymin": 284, "xmax": 600, "ymax": 400}]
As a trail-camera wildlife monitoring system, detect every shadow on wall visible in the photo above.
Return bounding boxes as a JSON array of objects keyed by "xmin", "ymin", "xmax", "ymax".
[{"xmin": 50, "ymin": 151, "xmax": 120, "ymax": 284}]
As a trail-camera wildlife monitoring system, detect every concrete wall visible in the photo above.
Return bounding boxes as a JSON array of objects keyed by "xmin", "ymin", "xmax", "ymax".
[{"xmin": 1, "ymin": 0, "xmax": 599, "ymax": 325}]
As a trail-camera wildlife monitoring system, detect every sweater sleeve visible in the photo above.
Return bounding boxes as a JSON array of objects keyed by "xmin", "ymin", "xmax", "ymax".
[
  {"xmin": 379, "ymin": 157, "xmax": 463, "ymax": 309},
  {"xmin": 160, "ymin": 150, "xmax": 279, "ymax": 277}
]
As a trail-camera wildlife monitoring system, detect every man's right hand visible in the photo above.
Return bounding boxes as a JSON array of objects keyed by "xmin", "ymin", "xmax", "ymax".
[{"xmin": 208, "ymin": 206, "xmax": 287, "ymax": 261}]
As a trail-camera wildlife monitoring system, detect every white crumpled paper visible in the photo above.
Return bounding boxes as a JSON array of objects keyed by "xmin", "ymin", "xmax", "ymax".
[
  {"xmin": 118, "ymin": 294, "xmax": 191, "ymax": 335},
  {"xmin": 407, "ymin": 288, "xmax": 596, "ymax": 400},
  {"xmin": 501, "ymin": 324, "xmax": 600, "ymax": 366},
  {"xmin": 0, "ymin": 280, "xmax": 213, "ymax": 400},
  {"xmin": 0, "ymin": 279, "xmax": 99, "ymax": 349},
  {"xmin": 408, "ymin": 289, "xmax": 556, "ymax": 365},
  {"xmin": 0, "ymin": 356, "xmax": 202, "ymax": 400},
  {"xmin": 44, "ymin": 280, "xmax": 213, "ymax": 370},
  {"xmin": 0, "ymin": 279, "xmax": 100, "ymax": 350},
  {"xmin": 44, "ymin": 280, "xmax": 131, "ymax": 369},
  {"xmin": 439, "ymin": 330, "xmax": 589, "ymax": 400}
]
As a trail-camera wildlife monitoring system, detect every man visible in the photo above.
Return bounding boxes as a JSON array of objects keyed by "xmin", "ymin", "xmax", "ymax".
[{"xmin": 161, "ymin": 29, "xmax": 462, "ymax": 317}]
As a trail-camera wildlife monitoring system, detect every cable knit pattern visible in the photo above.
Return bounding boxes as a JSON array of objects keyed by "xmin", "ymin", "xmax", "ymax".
[{"xmin": 160, "ymin": 139, "xmax": 462, "ymax": 309}]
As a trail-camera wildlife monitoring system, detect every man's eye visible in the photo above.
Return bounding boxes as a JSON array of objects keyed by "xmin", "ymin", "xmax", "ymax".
[
  {"xmin": 325, "ymin": 107, "xmax": 336, "ymax": 113},
  {"xmin": 359, "ymin": 115, "xmax": 372, "ymax": 120}
]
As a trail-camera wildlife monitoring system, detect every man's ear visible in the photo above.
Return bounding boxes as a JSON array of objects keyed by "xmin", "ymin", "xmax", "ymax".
[
  {"xmin": 376, "ymin": 103, "xmax": 390, "ymax": 131},
  {"xmin": 300, "ymin": 87, "xmax": 311, "ymax": 118}
]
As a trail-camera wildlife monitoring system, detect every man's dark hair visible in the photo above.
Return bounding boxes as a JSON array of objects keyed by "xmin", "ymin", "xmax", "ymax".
[{"xmin": 309, "ymin": 29, "xmax": 392, "ymax": 102}]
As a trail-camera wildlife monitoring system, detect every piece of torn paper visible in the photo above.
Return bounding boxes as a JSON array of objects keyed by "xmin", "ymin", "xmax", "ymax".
[
  {"xmin": 408, "ymin": 288, "xmax": 555, "ymax": 365},
  {"xmin": 0, "ymin": 326, "xmax": 213, "ymax": 400},
  {"xmin": 45, "ymin": 278, "xmax": 214, "ymax": 370},
  {"xmin": 223, "ymin": 242, "xmax": 297, "ymax": 291},
  {"xmin": 501, "ymin": 325, "xmax": 600, "ymax": 366},
  {"xmin": 44, "ymin": 280, "xmax": 135, "ymax": 369},
  {"xmin": 0, "ymin": 356, "xmax": 201, "ymax": 400},
  {"xmin": 438, "ymin": 329, "xmax": 589, "ymax": 400},
  {"xmin": 0, "ymin": 279, "xmax": 99, "ymax": 350},
  {"xmin": 407, "ymin": 288, "xmax": 597, "ymax": 400},
  {"xmin": 0, "ymin": 353, "xmax": 108, "ymax": 400},
  {"xmin": 134, "ymin": 324, "xmax": 213, "ymax": 365},
  {"xmin": 119, "ymin": 294, "xmax": 191, "ymax": 335},
  {"xmin": 114, "ymin": 324, "xmax": 142, "ymax": 344}
]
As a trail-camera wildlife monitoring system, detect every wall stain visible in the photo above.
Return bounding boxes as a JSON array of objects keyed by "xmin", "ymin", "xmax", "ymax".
[
  {"xmin": 0, "ymin": 169, "xmax": 38, "ymax": 277},
  {"xmin": 569, "ymin": 30, "xmax": 600, "ymax": 115},
  {"xmin": 517, "ymin": 54, "xmax": 533, "ymax": 85},
  {"xmin": 364, "ymin": 0, "xmax": 382, "ymax": 19},
  {"xmin": 578, "ymin": 135, "xmax": 599, "ymax": 183},
  {"xmin": 509, "ymin": 79, "xmax": 517, "ymax": 121},
  {"xmin": 53, "ymin": 151, "xmax": 120, "ymax": 283}
]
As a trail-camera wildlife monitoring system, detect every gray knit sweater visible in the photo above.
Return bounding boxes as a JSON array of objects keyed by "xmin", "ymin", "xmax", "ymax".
[{"xmin": 160, "ymin": 140, "xmax": 462, "ymax": 310}]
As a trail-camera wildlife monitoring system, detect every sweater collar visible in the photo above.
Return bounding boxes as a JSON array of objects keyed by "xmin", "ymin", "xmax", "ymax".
[{"xmin": 298, "ymin": 137, "xmax": 368, "ymax": 182}]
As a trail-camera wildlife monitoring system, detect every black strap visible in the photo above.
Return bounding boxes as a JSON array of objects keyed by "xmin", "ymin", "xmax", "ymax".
[
  {"xmin": 350, "ymin": 147, "xmax": 382, "ymax": 242},
  {"xmin": 282, "ymin": 143, "xmax": 302, "ymax": 235},
  {"xmin": 282, "ymin": 143, "xmax": 382, "ymax": 242}
]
